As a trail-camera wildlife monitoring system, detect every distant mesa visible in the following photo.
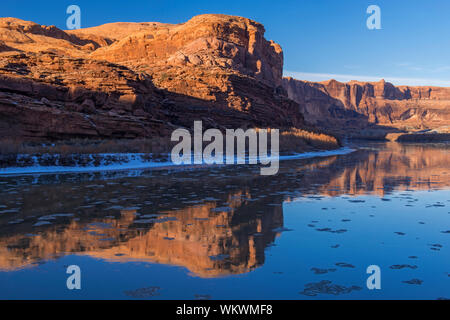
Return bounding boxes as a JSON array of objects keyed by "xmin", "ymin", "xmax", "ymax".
[{"xmin": 282, "ymin": 76, "xmax": 450, "ymax": 139}]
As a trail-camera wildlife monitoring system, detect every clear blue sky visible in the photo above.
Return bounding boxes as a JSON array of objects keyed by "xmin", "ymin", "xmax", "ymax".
[{"xmin": 3, "ymin": 0, "xmax": 450, "ymax": 86}]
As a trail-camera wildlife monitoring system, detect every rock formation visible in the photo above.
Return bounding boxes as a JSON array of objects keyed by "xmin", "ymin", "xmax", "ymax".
[
  {"xmin": 3, "ymin": 14, "xmax": 445, "ymax": 142},
  {"xmin": 283, "ymin": 77, "xmax": 450, "ymax": 137},
  {"xmin": 0, "ymin": 15, "xmax": 308, "ymax": 141}
]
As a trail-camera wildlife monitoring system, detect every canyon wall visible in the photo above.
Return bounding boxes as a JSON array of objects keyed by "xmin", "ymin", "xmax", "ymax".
[
  {"xmin": 0, "ymin": 15, "xmax": 308, "ymax": 141},
  {"xmin": 3, "ymin": 14, "xmax": 446, "ymax": 142},
  {"xmin": 283, "ymin": 77, "xmax": 450, "ymax": 136}
]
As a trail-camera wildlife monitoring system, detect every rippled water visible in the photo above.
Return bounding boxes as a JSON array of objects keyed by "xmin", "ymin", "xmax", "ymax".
[{"xmin": 0, "ymin": 142, "xmax": 449, "ymax": 300}]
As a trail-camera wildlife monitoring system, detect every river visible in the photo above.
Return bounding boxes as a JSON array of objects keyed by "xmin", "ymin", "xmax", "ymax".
[{"xmin": 0, "ymin": 142, "xmax": 449, "ymax": 299}]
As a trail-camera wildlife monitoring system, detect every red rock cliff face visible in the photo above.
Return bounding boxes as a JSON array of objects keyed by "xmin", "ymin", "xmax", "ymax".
[
  {"xmin": 88, "ymin": 14, "xmax": 284, "ymax": 87},
  {"xmin": 0, "ymin": 15, "xmax": 306, "ymax": 141},
  {"xmin": 283, "ymin": 77, "xmax": 450, "ymax": 134}
]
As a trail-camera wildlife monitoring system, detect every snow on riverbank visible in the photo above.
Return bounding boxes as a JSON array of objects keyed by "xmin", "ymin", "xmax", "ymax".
[{"xmin": 0, "ymin": 147, "xmax": 355, "ymax": 176}]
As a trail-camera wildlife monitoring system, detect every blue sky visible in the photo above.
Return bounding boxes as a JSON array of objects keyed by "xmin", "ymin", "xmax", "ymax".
[{"xmin": 3, "ymin": 0, "xmax": 450, "ymax": 86}]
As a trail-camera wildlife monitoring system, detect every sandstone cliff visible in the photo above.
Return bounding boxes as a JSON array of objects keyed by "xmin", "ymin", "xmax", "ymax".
[
  {"xmin": 283, "ymin": 77, "xmax": 450, "ymax": 137},
  {"xmin": 0, "ymin": 15, "xmax": 308, "ymax": 141}
]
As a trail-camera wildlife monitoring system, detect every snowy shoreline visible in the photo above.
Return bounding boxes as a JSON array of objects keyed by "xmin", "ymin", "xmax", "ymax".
[{"xmin": 0, "ymin": 147, "xmax": 356, "ymax": 176}]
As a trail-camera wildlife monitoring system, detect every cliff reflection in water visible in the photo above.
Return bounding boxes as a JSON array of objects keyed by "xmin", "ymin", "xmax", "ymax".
[{"xmin": 0, "ymin": 142, "xmax": 448, "ymax": 277}]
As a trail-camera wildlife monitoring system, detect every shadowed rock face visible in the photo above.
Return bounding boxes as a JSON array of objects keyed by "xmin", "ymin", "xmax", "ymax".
[
  {"xmin": 283, "ymin": 78, "xmax": 450, "ymax": 136},
  {"xmin": 0, "ymin": 15, "xmax": 308, "ymax": 141}
]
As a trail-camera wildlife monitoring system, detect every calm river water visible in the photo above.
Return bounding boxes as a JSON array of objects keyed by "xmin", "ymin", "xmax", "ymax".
[{"xmin": 0, "ymin": 142, "xmax": 449, "ymax": 299}]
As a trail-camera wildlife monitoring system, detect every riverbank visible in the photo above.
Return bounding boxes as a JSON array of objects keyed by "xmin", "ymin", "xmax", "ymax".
[
  {"xmin": 347, "ymin": 126, "xmax": 450, "ymax": 142},
  {"xmin": 386, "ymin": 132, "xmax": 450, "ymax": 142},
  {"xmin": 0, "ymin": 147, "xmax": 355, "ymax": 176}
]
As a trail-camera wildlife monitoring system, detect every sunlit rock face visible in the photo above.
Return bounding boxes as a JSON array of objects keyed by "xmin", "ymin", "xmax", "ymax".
[
  {"xmin": 86, "ymin": 14, "xmax": 284, "ymax": 87},
  {"xmin": 0, "ymin": 15, "xmax": 307, "ymax": 141},
  {"xmin": 283, "ymin": 78, "xmax": 450, "ymax": 135}
]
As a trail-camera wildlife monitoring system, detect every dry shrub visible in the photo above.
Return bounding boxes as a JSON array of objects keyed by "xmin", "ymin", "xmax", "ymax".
[
  {"xmin": 0, "ymin": 128, "xmax": 340, "ymax": 157},
  {"xmin": 279, "ymin": 128, "xmax": 340, "ymax": 153},
  {"xmin": 0, "ymin": 138, "xmax": 24, "ymax": 155},
  {"xmin": 0, "ymin": 137, "xmax": 175, "ymax": 156}
]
